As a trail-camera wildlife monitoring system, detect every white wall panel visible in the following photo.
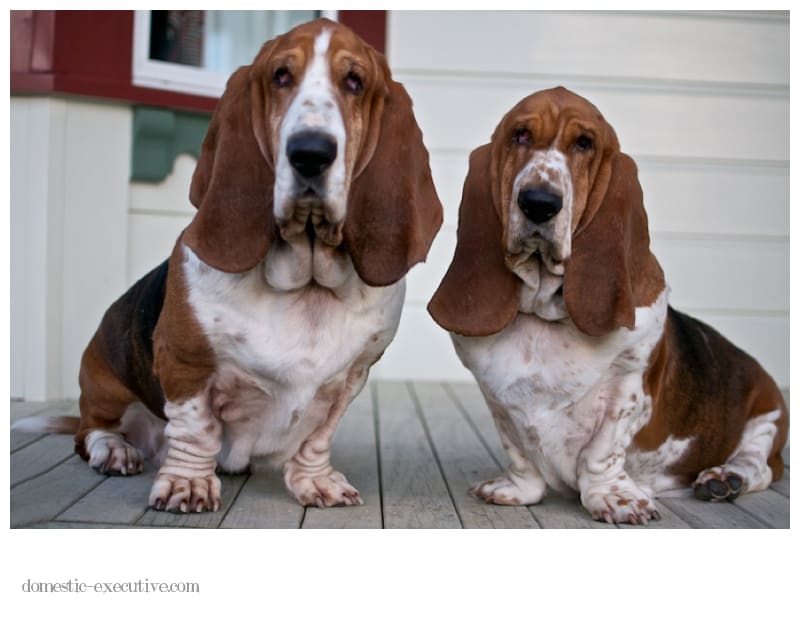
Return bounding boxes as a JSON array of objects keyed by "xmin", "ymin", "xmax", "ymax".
[
  {"xmin": 128, "ymin": 154, "xmax": 197, "ymax": 217},
  {"xmin": 639, "ymin": 161, "xmax": 788, "ymax": 237},
  {"xmin": 373, "ymin": 306, "xmax": 473, "ymax": 382},
  {"xmin": 126, "ymin": 214, "xmax": 193, "ymax": 285},
  {"xmin": 59, "ymin": 102, "xmax": 131, "ymax": 397},
  {"xmin": 389, "ymin": 11, "xmax": 788, "ymax": 86},
  {"xmin": 653, "ymin": 238, "xmax": 788, "ymax": 312},
  {"xmin": 11, "ymin": 98, "xmax": 131, "ymax": 400},
  {"xmin": 127, "ymin": 154, "xmax": 197, "ymax": 285}
]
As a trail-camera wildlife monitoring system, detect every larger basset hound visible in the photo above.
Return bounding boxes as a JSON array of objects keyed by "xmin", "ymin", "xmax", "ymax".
[
  {"xmin": 19, "ymin": 18, "xmax": 442, "ymax": 513},
  {"xmin": 428, "ymin": 87, "xmax": 787, "ymax": 524}
]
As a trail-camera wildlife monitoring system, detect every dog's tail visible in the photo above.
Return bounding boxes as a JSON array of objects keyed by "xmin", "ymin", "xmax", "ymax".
[{"xmin": 12, "ymin": 416, "xmax": 80, "ymax": 435}]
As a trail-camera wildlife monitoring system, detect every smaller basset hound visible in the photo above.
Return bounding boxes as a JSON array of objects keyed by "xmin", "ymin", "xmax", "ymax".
[
  {"xmin": 428, "ymin": 87, "xmax": 788, "ymax": 524},
  {"xmin": 17, "ymin": 19, "xmax": 442, "ymax": 513}
]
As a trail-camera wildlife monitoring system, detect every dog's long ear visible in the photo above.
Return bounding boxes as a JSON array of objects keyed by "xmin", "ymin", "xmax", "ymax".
[
  {"xmin": 183, "ymin": 64, "xmax": 276, "ymax": 273},
  {"xmin": 428, "ymin": 145, "xmax": 521, "ymax": 336},
  {"xmin": 564, "ymin": 152, "xmax": 664, "ymax": 337},
  {"xmin": 344, "ymin": 57, "xmax": 443, "ymax": 287}
]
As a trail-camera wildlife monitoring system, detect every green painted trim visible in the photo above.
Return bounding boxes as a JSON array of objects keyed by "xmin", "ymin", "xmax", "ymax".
[{"xmin": 131, "ymin": 106, "xmax": 211, "ymax": 182}]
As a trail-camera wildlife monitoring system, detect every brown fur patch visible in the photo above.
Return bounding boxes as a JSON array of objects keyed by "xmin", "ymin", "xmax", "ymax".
[
  {"xmin": 152, "ymin": 237, "xmax": 216, "ymax": 403},
  {"xmin": 635, "ymin": 307, "xmax": 788, "ymax": 484},
  {"xmin": 75, "ymin": 336, "xmax": 139, "ymax": 459}
]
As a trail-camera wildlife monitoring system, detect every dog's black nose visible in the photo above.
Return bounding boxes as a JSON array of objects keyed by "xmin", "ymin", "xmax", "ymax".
[
  {"xmin": 517, "ymin": 189, "xmax": 563, "ymax": 224},
  {"xmin": 287, "ymin": 131, "xmax": 337, "ymax": 178}
]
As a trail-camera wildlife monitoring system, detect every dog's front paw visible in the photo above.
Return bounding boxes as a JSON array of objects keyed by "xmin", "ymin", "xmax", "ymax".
[
  {"xmin": 582, "ymin": 481, "xmax": 659, "ymax": 525},
  {"xmin": 285, "ymin": 469, "xmax": 363, "ymax": 507},
  {"xmin": 470, "ymin": 472, "xmax": 545, "ymax": 506},
  {"xmin": 148, "ymin": 473, "xmax": 221, "ymax": 513}
]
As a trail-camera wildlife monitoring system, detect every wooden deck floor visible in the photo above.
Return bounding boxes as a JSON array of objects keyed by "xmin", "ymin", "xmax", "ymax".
[{"xmin": 9, "ymin": 381, "xmax": 790, "ymax": 529}]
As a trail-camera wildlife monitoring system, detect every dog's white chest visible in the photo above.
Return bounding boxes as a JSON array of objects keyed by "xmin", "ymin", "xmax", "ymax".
[
  {"xmin": 181, "ymin": 244, "xmax": 404, "ymax": 466},
  {"xmin": 453, "ymin": 291, "xmax": 668, "ymax": 491}
]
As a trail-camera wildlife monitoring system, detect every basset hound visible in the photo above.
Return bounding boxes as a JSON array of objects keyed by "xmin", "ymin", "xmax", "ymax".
[
  {"xmin": 21, "ymin": 19, "xmax": 442, "ymax": 513},
  {"xmin": 428, "ymin": 87, "xmax": 788, "ymax": 524}
]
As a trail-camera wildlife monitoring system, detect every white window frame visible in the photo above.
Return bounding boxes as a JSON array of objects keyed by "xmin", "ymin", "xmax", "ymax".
[{"xmin": 132, "ymin": 10, "xmax": 338, "ymax": 98}]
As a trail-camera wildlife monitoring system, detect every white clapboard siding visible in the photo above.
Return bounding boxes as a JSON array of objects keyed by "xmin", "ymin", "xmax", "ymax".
[
  {"xmin": 377, "ymin": 10, "xmax": 788, "ymax": 388},
  {"xmin": 638, "ymin": 161, "xmax": 788, "ymax": 237},
  {"xmin": 126, "ymin": 213, "xmax": 192, "ymax": 283},
  {"xmin": 388, "ymin": 11, "xmax": 789, "ymax": 86},
  {"xmin": 127, "ymin": 154, "xmax": 197, "ymax": 284},
  {"xmin": 10, "ymin": 98, "xmax": 132, "ymax": 400},
  {"xmin": 653, "ymin": 237, "xmax": 788, "ymax": 312}
]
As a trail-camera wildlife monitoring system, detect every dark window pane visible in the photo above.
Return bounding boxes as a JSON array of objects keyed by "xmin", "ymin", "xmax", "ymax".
[{"xmin": 149, "ymin": 10, "xmax": 205, "ymax": 67}]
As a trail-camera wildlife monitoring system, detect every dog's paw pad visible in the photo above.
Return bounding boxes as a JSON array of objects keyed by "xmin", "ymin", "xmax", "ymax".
[{"xmin": 693, "ymin": 468, "xmax": 744, "ymax": 502}]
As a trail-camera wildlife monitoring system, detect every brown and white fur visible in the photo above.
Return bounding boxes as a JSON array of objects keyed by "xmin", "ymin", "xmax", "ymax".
[
  {"xmin": 16, "ymin": 19, "xmax": 442, "ymax": 513},
  {"xmin": 428, "ymin": 87, "xmax": 787, "ymax": 524}
]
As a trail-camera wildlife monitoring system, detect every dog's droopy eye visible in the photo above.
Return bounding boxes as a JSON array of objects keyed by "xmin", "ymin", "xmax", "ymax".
[
  {"xmin": 574, "ymin": 135, "xmax": 594, "ymax": 152},
  {"xmin": 273, "ymin": 67, "xmax": 293, "ymax": 88},
  {"xmin": 513, "ymin": 128, "xmax": 532, "ymax": 146}
]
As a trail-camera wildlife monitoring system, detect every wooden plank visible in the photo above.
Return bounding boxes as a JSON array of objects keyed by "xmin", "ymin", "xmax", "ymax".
[
  {"xmin": 376, "ymin": 382, "xmax": 460, "ymax": 528},
  {"xmin": 10, "ymin": 455, "xmax": 106, "ymax": 527},
  {"xmin": 220, "ymin": 471, "xmax": 304, "ymax": 529},
  {"xmin": 136, "ymin": 473, "xmax": 248, "ymax": 528},
  {"xmin": 9, "ymin": 400, "xmax": 55, "ymax": 420},
  {"xmin": 733, "ymin": 489, "xmax": 789, "ymax": 529},
  {"xmin": 618, "ymin": 501, "xmax": 693, "ymax": 529},
  {"xmin": 661, "ymin": 496, "xmax": 768, "ymax": 528},
  {"xmin": 10, "ymin": 434, "xmax": 76, "ymax": 486},
  {"xmin": 771, "ymin": 467, "xmax": 789, "ymax": 498},
  {"xmin": 528, "ymin": 494, "xmax": 616, "ymax": 529},
  {"xmin": 11, "ymin": 429, "xmax": 46, "ymax": 452},
  {"xmin": 56, "ymin": 465, "xmax": 157, "ymax": 525},
  {"xmin": 412, "ymin": 382, "xmax": 540, "ymax": 529},
  {"xmin": 447, "ymin": 382, "xmax": 509, "ymax": 467},
  {"xmin": 12, "ymin": 399, "xmax": 79, "ymax": 419},
  {"xmin": 302, "ymin": 388, "xmax": 382, "ymax": 529},
  {"xmin": 27, "ymin": 521, "xmax": 164, "ymax": 529}
]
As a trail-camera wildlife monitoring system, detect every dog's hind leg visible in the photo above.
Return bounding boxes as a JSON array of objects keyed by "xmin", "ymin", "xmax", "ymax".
[
  {"xmin": 76, "ymin": 337, "xmax": 147, "ymax": 476},
  {"xmin": 693, "ymin": 407, "xmax": 786, "ymax": 501}
]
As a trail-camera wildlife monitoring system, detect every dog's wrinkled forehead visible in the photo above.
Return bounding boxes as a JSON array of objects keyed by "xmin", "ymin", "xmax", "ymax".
[
  {"xmin": 498, "ymin": 87, "xmax": 609, "ymax": 149},
  {"xmin": 256, "ymin": 19, "xmax": 376, "ymax": 94}
]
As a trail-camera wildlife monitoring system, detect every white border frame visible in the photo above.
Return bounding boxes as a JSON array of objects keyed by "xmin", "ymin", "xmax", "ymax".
[{"xmin": 131, "ymin": 10, "xmax": 338, "ymax": 98}]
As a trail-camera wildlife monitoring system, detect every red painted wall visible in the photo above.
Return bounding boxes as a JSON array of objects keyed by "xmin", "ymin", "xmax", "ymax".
[{"xmin": 10, "ymin": 10, "xmax": 387, "ymax": 113}]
